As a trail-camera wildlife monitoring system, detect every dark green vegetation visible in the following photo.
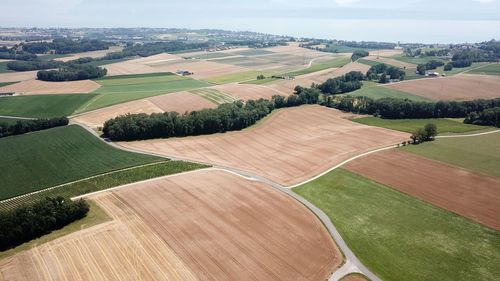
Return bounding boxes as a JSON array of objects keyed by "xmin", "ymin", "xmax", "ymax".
[
  {"xmin": 0, "ymin": 161, "xmax": 208, "ymax": 212},
  {"xmin": 318, "ymin": 71, "xmax": 364, "ymax": 94},
  {"xmin": 22, "ymin": 38, "xmax": 112, "ymax": 54},
  {"xmin": 0, "ymin": 81, "xmax": 17, "ymax": 88},
  {"xmin": 409, "ymin": 123, "xmax": 437, "ymax": 144},
  {"xmin": 0, "ymin": 117, "xmax": 24, "ymax": 125},
  {"xmin": 403, "ymin": 132, "xmax": 500, "ymax": 177},
  {"xmin": 0, "ymin": 197, "xmax": 89, "ymax": 251},
  {"xmin": 328, "ymin": 95, "xmax": 500, "ymax": 119},
  {"xmin": 7, "ymin": 59, "xmax": 63, "ymax": 71},
  {"xmin": 468, "ymin": 63, "xmax": 500, "ymax": 75},
  {"xmin": 104, "ymin": 90, "xmax": 319, "ymax": 141},
  {"xmin": 84, "ymin": 72, "xmax": 210, "ymax": 111},
  {"xmin": 302, "ymin": 41, "xmax": 395, "ymax": 53},
  {"xmin": 294, "ymin": 169, "xmax": 500, "ymax": 281},
  {"xmin": 0, "ymin": 117, "xmax": 68, "ymax": 138},
  {"xmin": 37, "ymin": 64, "xmax": 107, "ymax": 81},
  {"xmin": 366, "ymin": 63, "xmax": 406, "ymax": 82},
  {"xmin": 0, "ymin": 94, "xmax": 97, "ymax": 118},
  {"xmin": 0, "ymin": 125, "xmax": 162, "ymax": 200},
  {"xmin": 351, "ymin": 50, "xmax": 369, "ymax": 61},
  {"xmin": 0, "ymin": 61, "xmax": 13, "ymax": 73},
  {"xmin": 354, "ymin": 117, "xmax": 487, "ymax": 134},
  {"xmin": 346, "ymin": 85, "xmax": 430, "ymax": 102},
  {"xmin": 416, "ymin": 60, "xmax": 445, "ymax": 75},
  {"xmin": 465, "ymin": 107, "xmax": 500, "ymax": 127}
]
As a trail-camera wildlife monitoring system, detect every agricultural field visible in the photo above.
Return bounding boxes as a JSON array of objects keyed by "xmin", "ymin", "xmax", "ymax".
[
  {"xmin": 282, "ymin": 56, "xmax": 351, "ymax": 77},
  {"xmin": 402, "ymin": 132, "xmax": 500, "ymax": 177},
  {"xmin": 0, "ymin": 94, "xmax": 97, "ymax": 118},
  {"xmin": 346, "ymin": 84, "xmax": 430, "ymax": 101},
  {"xmin": 384, "ymin": 74, "xmax": 500, "ymax": 100},
  {"xmin": 0, "ymin": 81, "xmax": 17, "ymax": 87},
  {"xmin": 118, "ymin": 105, "xmax": 409, "ymax": 186},
  {"xmin": 353, "ymin": 117, "xmax": 487, "ymax": 134},
  {"xmin": 0, "ymin": 125, "xmax": 162, "ymax": 200},
  {"xmin": 294, "ymin": 169, "xmax": 500, "ymax": 281},
  {"xmin": 233, "ymin": 49, "xmax": 275, "ymax": 56},
  {"xmin": 212, "ymin": 83, "xmax": 285, "ymax": 100},
  {"xmin": 189, "ymin": 88, "xmax": 237, "ymax": 104},
  {"xmin": 203, "ymin": 70, "xmax": 268, "ymax": 84},
  {"xmin": 0, "ymin": 79, "xmax": 101, "ymax": 95},
  {"xmin": 0, "ymin": 117, "xmax": 26, "ymax": 125},
  {"xmin": 80, "ymin": 72, "xmax": 211, "ymax": 111},
  {"xmin": 361, "ymin": 55, "xmax": 415, "ymax": 69},
  {"xmin": 0, "ymin": 70, "xmax": 38, "ymax": 83},
  {"xmin": 390, "ymin": 53, "xmax": 447, "ymax": 65},
  {"xmin": 467, "ymin": 63, "xmax": 500, "ymax": 75},
  {"xmin": 345, "ymin": 149, "xmax": 500, "ymax": 230}
]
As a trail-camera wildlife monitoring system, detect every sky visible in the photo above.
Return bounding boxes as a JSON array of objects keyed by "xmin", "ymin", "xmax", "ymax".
[{"xmin": 1, "ymin": 0, "xmax": 500, "ymax": 43}]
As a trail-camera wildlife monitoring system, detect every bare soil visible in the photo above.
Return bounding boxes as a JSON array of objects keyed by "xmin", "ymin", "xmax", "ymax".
[
  {"xmin": 0, "ymin": 79, "xmax": 101, "ymax": 95},
  {"xmin": 213, "ymin": 83, "xmax": 288, "ymax": 100}
]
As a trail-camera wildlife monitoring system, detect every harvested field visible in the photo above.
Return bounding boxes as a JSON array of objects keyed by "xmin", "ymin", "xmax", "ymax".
[
  {"xmin": 0, "ymin": 79, "xmax": 101, "ymax": 95},
  {"xmin": 189, "ymin": 88, "xmax": 237, "ymax": 104},
  {"xmin": 54, "ymin": 46, "xmax": 124, "ymax": 62},
  {"xmin": 147, "ymin": 60, "xmax": 249, "ymax": 79},
  {"xmin": 73, "ymin": 91, "xmax": 217, "ymax": 128},
  {"xmin": 0, "ymin": 193, "xmax": 198, "ymax": 281},
  {"xmin": 0, "ymin": 71, "xmax": 37, "ymax": 83},
  {"xmin": 369, "ymin": 49, "xmax": 403, "ymax": 57},
  {"xmin": 113, "ymin": 169, "xmax": 341, "ymax": 280},
  {"xmin": 266, "ymin": 44, "xmax": 333, "ymax": 59},
  {"xmin": 268, "ymin": 62, "xmax": 370, "ymax": 94},
  {"xmin": 213, "ymin": 83, "xmax": 287, "ymax": 100},
  {"xmin": 344, "ymin": 149, "xmax": 500, "ymax": 230},
  {"xmin": 384, "ymin": 74, "xmax": 500, "ymax": 100},
  {"xmin": 119, "ymin": 105, "xmax": 409, "ymax": 186},
  {"xmin": 363, "ymin": 55, "xmax": 415, "ymax": 69},
  {"xmin": 126, "ymin": 53, "xmax": 181, "ymax": 64},
  {"xmin": 103, "ymin": 61, "xmax": 161, "ymax": 76}
]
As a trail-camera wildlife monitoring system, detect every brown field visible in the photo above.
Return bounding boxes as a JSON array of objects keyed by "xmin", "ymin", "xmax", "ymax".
[
  {"xmin": 268, "ymin": 62, "xmax": 370, "ymax": 94},
  {"xmin": 0, "ymin": 71, "xmax": 38, "ymax": 83},
  {"xmin": 213, "ymin": 83, "xmax": 288, "ymax": 100},
  {"xmin": 103, "ymin": 61, "xmax": 162, "ymax": 76},
  {"xmin": 266, "ymin": 43, "xmax": 337, "ymax": 59},
  {"xmin": 0, "ymin": 192, "xmax": 198, "ymax": 281},
  {"xmin": 147, "ymin": 60, "xmax": 249, "ymax": 79},
  {"xmin": 384, "ymin": 74, "xmax": 500, "ymax": 100},
  {"xmin": 128, "ymin": 53, "xmax": 182, "ymax": 64},
  {"xmin": 344, "ymin": 149, "xmax": 500, "ymax": 230},
  {"xmin": 119, "ymin": 105, "xmax": 409, "ymax": 186},
  {"xmin": 0, "ymin": 79, "xmax": 101, "ymax": 95},
  {"xmin": 73, "ymin": 91, "xmax": 216, "ymax": 128},
  {"xmin": 113, "ymin": 169, "xmax": 341, "ymax": 280},
  {"xmin": 363, "ymin": 55, "xmax": 415, "ymax": 68},
  {"xmin": 370, "ymin": 49, "xmax": 403, "ymax": 57},
  {"xmin": 54, "ymin": 46, "xmax": 124, "ymax": 62}
]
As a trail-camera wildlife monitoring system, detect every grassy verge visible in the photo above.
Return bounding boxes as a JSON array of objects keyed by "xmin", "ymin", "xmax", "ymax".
[
  {"xmin": 294, "ymin": 169, "xmax": 500, "ymax": 281},
  {"xmin": 0, "ymin": 94, "xmax": 97, "ymax": 118},
  {"xmin": 402, "ymin": 132, "xmax": 500, "ymax": 177},
  {"xmin": 353, "ymin": 117, "xmax": 488, "ymax": 134},
  {"xmin": 0, "ymin": 125, "xmax": 163, "ymax": 200},
  {"xmin": 0, "ymin": 81, "xmax": 18, "ymax": 88},
  {"xmin": 0, "ymin": 161, "xmax": 208, "ymax": 211},
  {"xmin": 0, "ymin": 200, "xmax": 111, "ymax": 259},
  {"xmin": 390, "ymin": 54, "xmax": 447, "ymax": 65},
  {"xmin": 346, "ymin": 84, "xmax": 430, "ymax": 101}
]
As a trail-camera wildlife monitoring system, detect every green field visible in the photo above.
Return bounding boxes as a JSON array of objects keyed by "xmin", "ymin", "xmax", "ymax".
[
  {"xmin": 0, "ymin": 125, "xmax": 163, "ymax": 200},
  {"xmin": 78, "ymin": 72, "xmax": 211, "ymax": 112},
  {"xmin": 282, "ymin": 57, "xmax": 351, "ymax": 77},
  {"xmin": 0, "ymin": 81, "xmax": 18, "ymax": 88},
  {"xmin": 0, "ymin": 161, "xmax": 208, "ymax": 212},
  {"xmin": 0, "ymin": 94, "xmax": 97, "ymax": 118},
  {"xmin": 242, "ymin": 77, "xmax": 280, "ymax": 85},
  {"xmin": 204, "ymin": 70, "xmax": 268, "ymax": 84},
  {"xmin": 294, "ymin": 169, "xmax": 500, "ymax": 281},
  {"xmin": 37, "ymin": 54, "xmax": 71, "ymax": 61},
  {"xmin": 402, "ymin": 132, "xmax": 500, "ymax": 177},
  {"xmin": 346, "ymin": 84, "xmax": 430, "ymax": 101},
  {"xmin": 322, "ymin": 46, "xmax": 374, "ymax": 53},
  {"xmin": 357, "ymin": 58, "xmax": 380, "ymax": 66},
  {"xmin": 353, "ymin": 117, "xmax": 488, "ymax": 134},
  {"xmin": 0, "ymin": 117, "xmax": 29, "ymax": 125},
  {"xmin": 391, "ymin": 54, "xmax": 447, "ymax": 65},
  {"xmin": 467, "ymin": 63, "xmax": 500, "ymax": 76},
  {"xmin": 190, "ymin": 88, "xmax": 237, "ymax": 104}
]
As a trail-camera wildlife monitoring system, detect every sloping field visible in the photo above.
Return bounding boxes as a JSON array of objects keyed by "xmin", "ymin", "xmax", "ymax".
[
  {"xmin": 0, "ymin": 79, "xmax": 101, "ymax": 95},
  {"xmin": 0, "ymin": 94, "xmax": 97, "ymax": 118},
  {"xmin": 189, "ymin": 88, "xmax": 237, "ymax": 104},
  {"xmin": 212, "ymin": 83, "xmax": 287, "ymax": 100},
  {"xmin": 147, "ymin": 60, "xmax": 249, "ymax": 79},
  {"xmin": 54, "ymin": 46, "xmax": 124, "ymax": 62},
  {"xmin": 268, "ymin": 62, "xmax": 370, "ymax": 94},
  {"xmin": 384, "ymin": 74, "xmax": 500, "ymax": 100},
  {"xmin": 0, "ymin": 193, "xmax": 198, "ymax": 281},
  {"xmin": 266, "ymin": 44, "xmax": 334, "ymax": 59},
  {"xmin": 114, "ymin": 169, "xmax": 341, "ymax": 280},
  {"xmin": 0, "ymin": 71, "xmax": 37, "ymax": 83},
  {"xmin": 103, "ymin": 61, "xmax": 161, "ymax": 76},
  {"xmin": 362, "ymin": 55, "xmax": 415, "ymax": 69},
  {"xmin": 345, "ymin": 149, "xmax": 500, "ymax": 230},
  {"xmin": 73, "ymin": 91, "xmax": 217, "ymax": 128},
  {"xmin": 369, "ymin": 49, "xmax": 403, "ymax": 57},
  {"xmin": 346, "ymin": 84, "xmax": 431, "ymax": 101},
  {"xmin": 118, "ymin": 105, "xmax": 409, "ymax": 186},
  {"xmin": 468, "ymin": 63, "xmax": 500, "ymax": 76},
  {"xmin": 0, "ymin": 125, "xmax": 161, "ymax": 200}
]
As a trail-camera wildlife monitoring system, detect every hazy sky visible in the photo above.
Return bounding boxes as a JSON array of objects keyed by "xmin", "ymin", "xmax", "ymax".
[{"xmin": 2, "ymin": 0, "xmax": 500, "ymax": 43}]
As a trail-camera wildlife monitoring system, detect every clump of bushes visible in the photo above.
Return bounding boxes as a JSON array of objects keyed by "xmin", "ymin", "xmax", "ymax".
[
  {"xmin": 410, "ymin": 123, "xmax": 437, "ymax": 144},
  {"xmin": 37, "ymin": 64, "xmax": 107, "ymax": 81}
]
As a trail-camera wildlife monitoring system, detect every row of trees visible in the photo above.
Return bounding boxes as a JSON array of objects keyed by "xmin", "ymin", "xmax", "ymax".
[
  {"xmin": 6, "ymin": 60, "xmax": 63, "ymax": 71},
  {"xmin": 0, "ymin": 117, "xmax": 68, "ymax": 138},
  {"xmin": 318, "ymin": 71, "xmax": 364, "ymax": 94},
  {"xmin": 325, "ymin": 95, "xmax": 500, "ymax": 119},
  {"xmin": 416, "ymin": 60, "xmax": 445, "ymax": 75},
  {"xmin": 0, "ymin": 50, "xmax": 37, "ymax": 61},
  {"xmin": 366, "ymin": 64, "xmax": 406, "ymax": 82},
  {"xmin": 103, "ymin": 91, "xmax": 319, "ymax": 141},
  {"xmin": 0, "ymin": 197, "xmax": 89, "ymax": 251},
  {"xmin": 21, "ymin": 38, "xmax": 112, "ymax": 54},
  {"xmin": 464, "ymin": 107, "xmax": 500, "ymax": 127},
  {"xmin": 37, "ymin": 65, "xmax": 107, "ymax": 81},
  {"xmin": 351, "ymin": 50, "xmax": 369, "ymax": 61}
]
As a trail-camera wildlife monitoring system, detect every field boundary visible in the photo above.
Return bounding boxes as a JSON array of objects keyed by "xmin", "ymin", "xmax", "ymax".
[
  {"xmin": 0, "ymin": 115, "xmax": 37, "ymax": 120},
  {"xmin": 435, "ymin": 129, "xmax": 500, "ymax": 138}
]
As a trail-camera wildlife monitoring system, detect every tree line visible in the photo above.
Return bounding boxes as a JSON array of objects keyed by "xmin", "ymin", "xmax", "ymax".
[
  {"xmin": 37, "ymin": 65, "xmax": 107, "ymax": 81},
  {"xmin": 351, "ymin": 50, "xmax": 369, "ymax": 61},
  {"xmin": 416, "ymin": 60, "xmax": 445, "ymax": 75},
  {"xmin": 21, "ymin": 38, "xmax": 113, "ymax": 54},
  {"xmin": 318, "ymin": 71, "xmax": 364, "ymax": 94},
  {"xmin": 464, "ymin": 107, "xmax": 500, "ymax": 127},
  {"xmin": 103, "ymin": 89, "xmax": 320, "ymax": 141},
  {"xmin": 0, "ymin": 117, "xmax": 68, "ymax": 138},
  {"xmin": 366, "ymin": 64, "xmax": 406, "ymax": 82},
  {"xmin": 0, "ymin": 197, "xmax": 89, "ymax": 251}
]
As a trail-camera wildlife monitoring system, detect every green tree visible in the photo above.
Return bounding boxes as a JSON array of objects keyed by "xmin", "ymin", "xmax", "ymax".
[{"xmin": 424, "ymin": 123, "xmax": 437, "ymax": 140}]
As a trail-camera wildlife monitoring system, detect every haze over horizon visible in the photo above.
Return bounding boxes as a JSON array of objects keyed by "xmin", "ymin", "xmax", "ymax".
[{"xmin": 2, "ymin": 0, "xmax": 500, "ymax": 43}]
